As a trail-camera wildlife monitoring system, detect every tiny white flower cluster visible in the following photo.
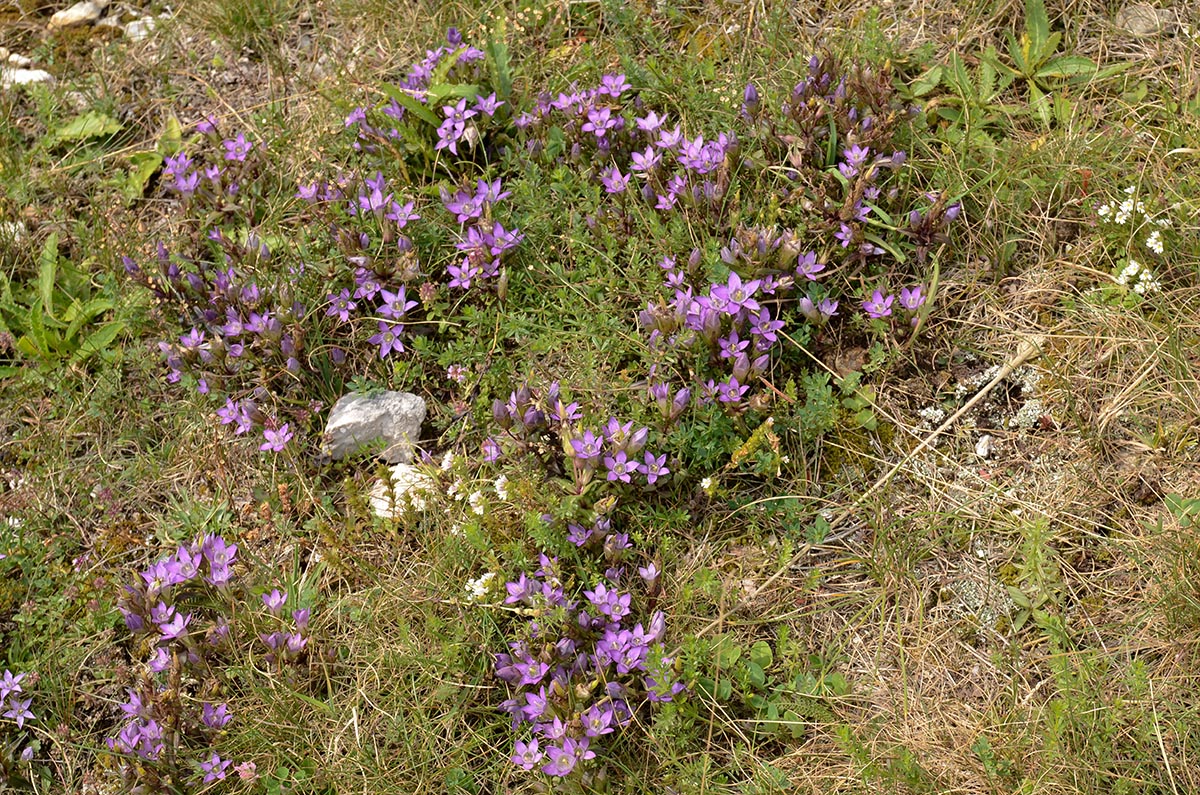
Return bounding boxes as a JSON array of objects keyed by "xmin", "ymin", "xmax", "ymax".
[
  {"xmin": 1115, "ymin": 258, "xmax": 1161, "ymax": 294},
  {"xmin": 468, "ymin": 490, "xmax": 486, "ymax": 515},
  {"xmin": 493, "ymin": 474, "xmax": 508, "ymax": 501},
  {"xmin": 465, "ymin": 571, "xmax": 495, "ymax": 601},
  {"xmin": 1145, "ymin": 229, "xmax": 1164, "ymax": 255},
  {"xmin": 440, "ymin": 451, "xmax": 456, "ymax": 471},
  {"xmin": 1096, "ymin": 186, "xmax": 1146, "ymax": 226}
]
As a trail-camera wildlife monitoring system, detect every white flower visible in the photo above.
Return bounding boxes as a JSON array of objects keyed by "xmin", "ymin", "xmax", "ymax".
[
  {"xmin": 440, "ymin": 451, "xmax": 456, "ymax": 471},
  {"xmin": 1096, "ymin": 202, "xmax": 1112, "ymax": 219},
  {"xmin": 468, "ymin": 490, "xmax": 485, "ymax": 515},
  {"xmin": 700, "ymin": 476, "xmax": 715, "ymax": 494},
  {"xmin": 493, "ymin": 475, "xmax": 508, "ymax": 500},
  {"xmin": 369, "ymin": 463, "xmax": 435, "ymax": 519},
  {"xmin": 1146, "ymin": 230, "xmax": 1163, "ymax": 255},
  {"xmin": 465, "ymin": 572, "xmax": 495, "ymax": 601}
]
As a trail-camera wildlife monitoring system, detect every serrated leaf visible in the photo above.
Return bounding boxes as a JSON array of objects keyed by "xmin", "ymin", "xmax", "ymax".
[
  {"xmin": 378, "ymin": 83, "xmax": 440, "ymax": 127},
  {"xmin": 38, "ymin": 234, "xmax": 58, "ymax": 317},
  {"xmin": 75, "ymin": 321, "xmax": 125, "ymax": 360},
  {"xmin": 1028, "ymin": 81, "xmax": 1053, "ymax": 129},
  {"xmin": 55, "ymin": 111, "xmax": 122, "ymax": 143},
  {"xmin": 909, "ymin": 65, "xmax": 942, "ymax": 97},
  {"xmin": 1035, "ymin": 55, "xmax": 1097, "ymax": 80},
  {"xmin": 1005, "ymin": 31, "xmax": 1028, "ymax": 75}
]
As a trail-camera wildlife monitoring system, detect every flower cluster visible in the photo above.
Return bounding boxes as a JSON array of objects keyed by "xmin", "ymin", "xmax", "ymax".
[
  {"xmin": 107, "ymin": 535, "xmax": 290, "ymax": 790},
  {"xmin": 486, "ymin": 382, "xmax": 670, "ymax": 494},
  {"xmin": 343, "ymin": 27, "xmax": 491, "ymax": 157},
  {"xmin": 443, "ymin": 178, "xmax": 525, "ymax": 290},
  {"xmin": 496, "ymin": 544, "xmax": 681, "ymax": 780},
  {"xmin": 1, "ymin": 669, "xmax": 34, "ymax": 729},
  {"xmin": 162, "ymin": 119, "xmax": 265, "ymax": 208}
]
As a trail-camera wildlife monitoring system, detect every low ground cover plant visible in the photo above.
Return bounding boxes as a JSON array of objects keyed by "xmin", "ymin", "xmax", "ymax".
[{"xmin": 1, "ymin": 0, "xmax": 1199, "ymax": 792}]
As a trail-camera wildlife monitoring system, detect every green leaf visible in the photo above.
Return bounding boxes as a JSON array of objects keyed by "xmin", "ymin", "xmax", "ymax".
[
  {"xmin": 783, "ymin": 709, "xmax": 807, "ymax": 739},
  {"xmin": 1004, "ymin": 32, "xmax": 1028, "ymax": 76},
  {"xmin": 713, "ymin": 635, "xmax": 742, "ymax": 668},
  {"xmin": 1007, "ymin": 586, "xmax": 1033, "ymax": 608},
  {"xmin": 38, "ymin": 233, "xmax": 58, "ymax": 318},
  {"xmin": 747, "ymin": 661, "xmax": 766, "ymax": 689},
  {"xmin": 908, "ymin": 65, "xmax": 942, "ymax": 97},
  {"xmin": 487, "ymin": 17, "xmax": 513, "ymax": 101},
  {"xmin": 426, "ymin": 83, "xmax": 481, "ymax": 106},
  {"xmin": 125, "ymin": 151, "xmax": 164, "ymax": 201},
  {"xmin": 378, "ymin": 84, "xmax": 440, "ymax": 127},
  {"xmin": 75, "ymin": 321, "xmax": 125, "ymax": 361},
  {"xmin": 862, "ymin": 232, "xmax": 906, "ymax": 263},
  {"xmin": 1035, "ymin": 55, "xmax": 1096, "ymax": 80},
  {"xmin": 158, "ymin": 113, "xmax": 184, "ymax": 156},
  {"xmin": 1025, "ymin": 0, "xmax": 1050, "ymax": 51},
  {"xmin": 54, "ymin": 111, "xmax": 122, "ymax": 143},
  {"xmin": 1028, "ymin": 81, "xmax": 1053, "ymax": 129},
  {"xmin": 749, "ymin": 640, "xmax": 774, "ymax": 668}
]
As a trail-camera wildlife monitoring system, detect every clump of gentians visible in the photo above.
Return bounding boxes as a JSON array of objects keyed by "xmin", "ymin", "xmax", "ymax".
[
  {"xmin": 109, "ymin": 535, "xmax": 309, "ymax": 790},
  {"xmin": 484, "ymin": 381, "xmax": 672, "ymax": 496},
  {"xmin": 1, "ymin": 667, "xmax": 37, "ymax": 775},
  {"xmin": 496, "ymin": 530, "xmax": 681, "ymax": 780}
]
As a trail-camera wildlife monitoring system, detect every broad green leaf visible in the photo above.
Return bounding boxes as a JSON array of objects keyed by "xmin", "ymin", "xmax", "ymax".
[
  {"xmin": 158, "ymin": 113, "xmax": 184, "ymax": 155},
  {"xmin": 1007, "ymin": 585, "xmax": 1033, "ymax": 608},
  {"xmin": 1028, "ymin": 81, "xmax": 1053, "ymax": 129},
  {"xmin": 75, "ymin": 321, "xmax": 125, "ymax": 360},
  {"xmin": 54, "ymin": 111, "xmax": 122, "ymax": 143},
  {"xmin": 487, "ymin": 17, "xmax": 513, "ymax": 101},
  {"xmin": 746, "ymin": 661, "xmax": 766, "ymax": 689},
  {"xmin": 426, "ymin": 83, "xmax": 481, "ymax": 106},
  {"xmin": 1036, "ymin": 55, "xmax": 1097, "ymax": 80},
  {"xmin": 0, "ymin": 365, "xmax": 22, "ymax": 379},
  {"xmin": 378, "ymin": 83, "xmax": 440, "ymax": 127},
  {"xmin": 713, "ymin": 635, "xmax": 742, "ymax": 668},
  {"xmin": 126, "ymin": 151, "xmax": 164, "ymax": 200},
  {"xmin": 38, "ymin": 233, "xmax": 58, "ymax": 317},
  {"xmin": 1025, "ymin": 0, "xmax": 1050, "ymax": 51},
  {"xmin": 749, "ymin": 640, "xmax": 774, "ymax": 668},
  {"xmin": 783, "ymin": 709, "xmax": 807, "ymax": 739},
  {"xmin": 64, "ymin": 300, "xmax": 88, "ymax": 342}
]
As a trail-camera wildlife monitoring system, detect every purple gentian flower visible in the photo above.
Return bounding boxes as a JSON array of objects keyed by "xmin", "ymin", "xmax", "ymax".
[
  {"xmin": 639, "ymin": 452, "xmax": 669, "ymax": 485},
  {"xmin": 512, "ymin": 739, "xmax": 543, "ymax": 770},
  {"xmin": 260, "ymin": 424, "xmax": 293, "ymax": 452},
  {"xmin": 862, "ymin": 290, "xmax": 894, "ymax": 319},
  {"xmin": 262, "ymin": 589, "xmax": 287, "ymax": 613},
  {"xmin": 199, "ymin": 752, "xmax": 231, "ymax": 783},
  {"xmin": 899, "ymin": 285, "xmax": 926, "ymax": 311},
  {"xmin": 368, "ymin": 321, "xmax": 405, "ymax": 358},
  {"xmin": 222, "ymin": 134, "xmax": 253, "ymax": 162}
]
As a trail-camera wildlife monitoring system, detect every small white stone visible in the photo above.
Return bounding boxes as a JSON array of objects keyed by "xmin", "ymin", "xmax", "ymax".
[
  {"xmin": 0, "ymin": 221, "xmax": 27, "ymax": 241},
  {"xmin": 7, "ymin": 52, "xmax": 33, "ymax": 68},
  {"xmin": 125, "ymin": 17, "xmax": 156, "ymax": 42},
  {"xmin": 48, "ymin": 0, "xmax": 109, "ymax": 30},
  {"xmin": 975, "ymin": 434, "xmax": 993, "ymax": 459},
  {"xmin": 0, "ymin": 67, "xmax": 54, "ymax": 88}
]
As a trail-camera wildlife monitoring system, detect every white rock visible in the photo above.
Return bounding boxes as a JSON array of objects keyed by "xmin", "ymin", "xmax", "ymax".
[
  {"xmin": 0, "ymin": 221, "xmax": 28, "ymax": 242},
  {"xmin": 125, "ymin": 17, "xmax": 156, "ymax": 42},
  {"xmin": 368, "ymin": 463, "xmax": 435, "ymax": 519},
  {"xmin": 975, "ymin": 434, "xmax": 993, "ymax": 459},
  {"xmin": 323, "ymin": 390, "xmax": 426, "ymax": 463},
  {"xmin": 48, "ymin": 0, "xmax": 110, "ymax": 30},
  {"xmin": 6, "ymin": 52, "xmax": 33, "ymax": 68},
  {"xmin": 0, "ymin": 68, "xmax": 55, "ymax": 88}
]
